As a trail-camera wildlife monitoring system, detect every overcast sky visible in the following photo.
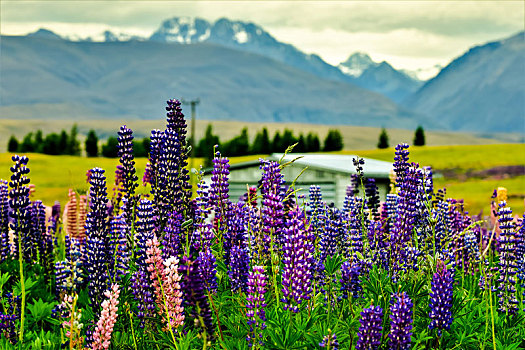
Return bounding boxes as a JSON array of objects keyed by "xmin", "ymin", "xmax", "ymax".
[{"xmin": 1, "ymin": 1, "xmax": 523, "ymax": 77}]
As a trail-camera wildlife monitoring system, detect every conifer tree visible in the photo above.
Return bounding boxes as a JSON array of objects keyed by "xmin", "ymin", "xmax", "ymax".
[{"xmin": 377, "ymin": 128, "xmax": 389, "ymax": 149}]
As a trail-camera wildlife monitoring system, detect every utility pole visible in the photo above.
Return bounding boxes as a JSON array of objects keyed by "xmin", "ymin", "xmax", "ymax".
[{"xmin": 181, "ymin": 98, "xmax": 200, "ymax": 178}]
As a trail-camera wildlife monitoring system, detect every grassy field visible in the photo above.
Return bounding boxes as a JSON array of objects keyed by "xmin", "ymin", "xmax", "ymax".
[
  {"xmin": 0, "ymin": 144, "xmax": 523, "ymax": 215},
  {"xmin": 1, "ymin": 118, "xmax": 523, "ymax": 153}
]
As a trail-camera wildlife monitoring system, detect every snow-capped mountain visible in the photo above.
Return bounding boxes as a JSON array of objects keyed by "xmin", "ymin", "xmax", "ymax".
[
  {"xmin": 149, "ymin": 17, "xmax": 351, "ymax": 84},
  {"xmin": 339, "ymin": 52, "xmax": 423, "ymax": 102},
  {"xmin": 404, "ymin": 31, "xmax": 525, "ymax": 133},
  {"xmin": 338, "ymin": 52, "xmax": 379, "ymax": 77}
]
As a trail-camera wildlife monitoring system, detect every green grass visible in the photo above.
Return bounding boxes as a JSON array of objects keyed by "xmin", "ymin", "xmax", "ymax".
[{"xmin": 1, "ymin": 144, "xmax": 523, "ymax": 214}]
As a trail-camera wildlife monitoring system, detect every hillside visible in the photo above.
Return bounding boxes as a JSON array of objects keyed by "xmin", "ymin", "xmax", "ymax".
[
  {"xmin": 404, "ymin": 32, "xmax": 525, "ymax": 133},
  {"xmin": 0, "ymin": 36, "xmax": 425, "ymax": 128}
]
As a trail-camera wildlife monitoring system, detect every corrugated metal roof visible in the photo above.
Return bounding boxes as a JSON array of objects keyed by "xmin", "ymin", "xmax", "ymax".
[
  {"xmin": 270, "ymin": 153, "xmax": 393, "ymax": 178},
  {"xmin": 202, "ymin": 153, "xmax": 394, "ymax": 178}
]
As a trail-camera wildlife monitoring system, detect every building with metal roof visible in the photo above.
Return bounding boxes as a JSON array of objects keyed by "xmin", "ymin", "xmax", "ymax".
[{"xmin": 203, "ymin": 153, "xmax": 394, "ymax": 207}]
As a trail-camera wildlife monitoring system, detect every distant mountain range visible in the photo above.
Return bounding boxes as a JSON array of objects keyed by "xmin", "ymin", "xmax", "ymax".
[
  {"xmin": 338, "ymin": 53, "xmax": 423, "ymax": 102},
  {"xmin": 404, "ymin": 32, "xmax": 525, "ymax": 133},
  {"xmin": 0, "ymin": 35, "xmax": 424, "ymax": 128},
  {"xmin": 1, "ymin": 17, "xmax": 523, "ymax": 133}
]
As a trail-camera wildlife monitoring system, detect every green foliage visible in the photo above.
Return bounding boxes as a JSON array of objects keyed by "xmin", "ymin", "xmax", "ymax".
[
  {"xmin": 7, "ymin": 135, "xmax": 18, "ymax": 153},
  {"xmin": 196, "ymin": 124, "xmax": 220, "ymax": 167},
  {"xmin": 414, "ymin": 125, "xmax": 426, "ymax": 146},
  {"xmin": 377, "ymin": 128, "xmax": 389, "ymax": 149},
  {"xmin": 101, "ymin": 136, "xmax": 119, "ymax": 158},
  {"xmin": 223, "ymin": 128, "xmax": 250, "ymax": 157},
  {"xmin": 323, "ymin": 129, "xmax": 344, "ymax": 151},
  {"xmin": 85, "ymin": 129, "xmax": 99, "ymax": 157},
  {"xmin": 20, "ymin": 132, "xmax": 35, "ymax": 153},
  {"xmin": 251, "ymin": 127, "xmax": 271, "ymax": 154},
  {"xmin": 305, "ymin": 132, "xmax": 320, "ymax": 152},
  {"xmin": 42, "ymin": 133, "xmax": 60, "ymax": 155},
  {"xmin": 67, "ymin": 124, "xmax": 81, "ymax": 156}
]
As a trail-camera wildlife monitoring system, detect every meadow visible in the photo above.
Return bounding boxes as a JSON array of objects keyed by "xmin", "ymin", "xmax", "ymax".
[
  {"xmin": 1, "ymin": 143, "xmax": 523, "ymax": 214},
  {"xmin": 0, "ymin": 101, "xmax": 524, "ymax": 349}
]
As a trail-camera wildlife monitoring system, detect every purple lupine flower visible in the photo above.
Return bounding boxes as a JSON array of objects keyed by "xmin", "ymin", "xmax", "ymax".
[
  {"xmin": 229, "ymin": 244, "xmax": 250, "ymax": 293},
  {"xmin": 365, "ymin": 178, "xmax": 380, "ymax": 221},
  {"xmin": 0, "ymin": 292, "xmax": 20, "ymax": 344},
  {"xmin": 340, "ymin": 260, "xmax": 362, "ymax": 299},
  {"xmin": 496, "ymin": 201, "xmax": 518, "ymax": 315},
  {"xmin": 281, "ymin": 206, "xmax": 314, "ymax": 312},
  {"xmin": 260, "ymin": 159, "xmax": 285, "ymax": 249},
  {"xmin": 389, "ymin": 292, "xmax": 413, "ymax": 350},
  {"xmin": 209, "ymin": 149, "xmax": 230, "ymax": 217},
  {"xmin": 308, "ymin": 186, "xmax": 326, "ymax": 244},
  {"xmin": 356, "ymin": 304, "xmax": 383, "ymax": 350},
  {"xmin": 393, "ymin": 143, "xmax": 410, "ymax": 189},
  {"xmin": 198, "ymin": 249, "xmax": 218, "ymax": 294},
  {"xmin": 516, "ymin": 216, "xmax": 525, "ymax": 310},
  {"xmin": 162, "ymin": 211, "xmax": 183, "ymax": 259},
  {"xmin": 85, "ymin": 168, "xmax": 109, "ymax": 240},
  {"xmin": 429, "ymin": 260, "xmax": 454, "ymax": 335},
  {"xmin": 179, "ymin": 256, "xmax": 215, "ymax": 340},
  {"xmin": 29, "ymin": 200, "xmax": 46, "ymax": 261},
  {"xmin": 85, "ymin": 236, "xmax": 109, "ymax": 312},
  {"xmin": 8, "ymin": 155, "xmax": 31, "ymax": 260},
  {"xmin": 319, "ymin": 330, "xmax": 339, "ymax": 350},
  {"xmin": 154, "ymin": 128, "xmax": 182, "ymax": 220},
  {"xmin": 191, "ymin": 177, "xmax": 214, "ymax": 253},
  {"xmin": 117, "ymin": 125, "xmax": 139, "ymax": 224},
  {"xmin": 246, "ymin": 265, "xmax": 267, "ymax": 347},
  {"xmin": 0, "ymin": 180, "xmax": 9, "ymax": 262},
  {"xmin": 319, "ymin": 206, "xmax": 343, "ymax": 262},
  {"xmin": 131, "ymin": 199, "xmax": 156, "ymax": 327},
  {"xmin": 108, "ymin": 215, "xmax": 129, "ymax": 280},
  {"xmin": 165, "ymin": 99, "xmax": 192, "ymax": 207},
  {"xmin": 352, "ymin": 157, "xmax": 365, "ymax": 182},
  {"xmin": 347, "ymin": 197, "xmax": 365, "ymax": 257},
  {"xmin": 349, "ymin": 173, "xmax": 360, "ymax": 196}
]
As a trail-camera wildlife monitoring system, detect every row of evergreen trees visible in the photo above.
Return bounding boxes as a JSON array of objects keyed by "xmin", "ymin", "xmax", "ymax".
[
  {"xmin": 194, "ymin": 124, "xmax": 343, "ymax": 158},
  {"xmin": 8, "ymin": 126, "xmax": 81, "ymax": 155},
  {"xmin": 377, "ymin": 125, "xmax": 426, "ymax": 149},
  {"xmin": 7, "ymin": 124, "xmax": 344, "ymax": 161}
]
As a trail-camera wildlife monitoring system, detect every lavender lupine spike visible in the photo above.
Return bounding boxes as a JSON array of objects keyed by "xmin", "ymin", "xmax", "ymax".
[
  {"xmin": 162, "ymin": 211, "xmax": 183, "ymax": 259},
  {"xmin": 0, "ymin": 181, "xmax": 9, "ymax": 262},
  {"xmin": 260, "ymin": 159, "xmax": 285, "ymax": 249},
  {"xmin": 429, "ymin": 260, "xmax": 454, "ymax": 335},
  {"xmin": 393, "ymin": 143, "xmax": 410, "ymax": 190},
  {"xmin": 108, "ymin": 215, "xmax": 129, "ymax": 280},
  {"xmin": 496, "ymin": 201, "xmax": 518, "ymax": 315},
  {"xmin": 179, "ymin": 256, "xmax": 215, "ymax": 341},
  {"xmin": 165, "ymin": 99, "xmax": 192, "ymax": 209},
  {"xmin": 319, "ymin": 206, "xmax": 342, "ymax": 262},
  {"xmin": 8, "ymin": 155, "xmax": 31, "ymax": 260},
  {"xmin": 131, "ymin": 199, "xmax": 156, "ymax": 327},
  {"xmin": 209, "ymin": 149, "xmax": 230, "ymax": 218},
  {"xmin": 85, "ymin": 168, "xmax": 109, "ymax": 240},
  {"xmin": 85, "ymin": 236, "xmax": 109, "ymax": 314},
  {"xmin": 319, "ymin": 330, "xmax": 339, "ymax": 350},
  {"xmin": 154, "ymin": 128, "xmax": 182, "ymax": 220},
  {"xmin": 229, "ymin": 244, "xmax": 250, "ymax": 293},
  {"xmin": 365, "ymin": 178, "xmax": 380, "ymax": 221},
  {"xmin": 389, "ymin": 292, "xmax": 414, "ymax": 350},
  {"xmin": 339, "ymin": 260, "xmax": 362, "ymax": 299},
  {"xmin": 515, "ymin": 215, "xmax": 525, "ymax": 309},
  {"xmin": 347, "ymin": 197, "xmax": 365, "ymax": 258},
  {"xmin": 356, "ymin": 304, "xmax": 383, "ymax": 350},
  {"xmin": 198, "ymin": 249, "xmax": 218, "ymax": 294},
  {"xmin": 281, "ymin": 207, "xmax": 314, "ymax": 313},
  {"xmin": 117, "ymin": 125, "xmax": 138, "ymax": 225},
  {"xmin": 246, "ymin": 265, "xmax": 268, "ymax": 348}
]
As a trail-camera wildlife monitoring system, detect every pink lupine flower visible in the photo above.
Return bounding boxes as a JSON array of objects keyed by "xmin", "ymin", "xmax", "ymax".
[
  {"xmin": 145, "ymin": 237, "xmax": 185, "ymax": 330},
  {"xmin": 92, "ymin": 284, "xmax": 121, "ymax": 350}
]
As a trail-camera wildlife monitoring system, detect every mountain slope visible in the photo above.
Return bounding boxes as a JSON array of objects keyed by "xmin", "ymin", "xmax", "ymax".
[
  {"xmin": 0, "ymin": 35, "xmax": 426, "ymax": 128},
  {"xmin": 150, "ymin": 17, "xmax": 353, "ymax": 84},
  {"xmin": 338, "ymin": 53, "xmax": 423, "ymax": 102},
  {"xmin": 404, "ymin": 32, "xmax": 525, "ymax": 133}
]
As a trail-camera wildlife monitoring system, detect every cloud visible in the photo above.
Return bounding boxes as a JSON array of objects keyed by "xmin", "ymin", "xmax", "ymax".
[{"xmin": 1, "ymin": 1, "xmax": 522, "ymax": 71}]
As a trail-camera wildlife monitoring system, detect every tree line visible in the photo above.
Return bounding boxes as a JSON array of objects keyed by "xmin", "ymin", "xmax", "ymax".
[
  {"xmin": 8, "ymin": 126, "xmax": 81, "ymax": 156},
  {"xmin": 7, "ymin": 124, "xmax": 343, "ymax": 162}
]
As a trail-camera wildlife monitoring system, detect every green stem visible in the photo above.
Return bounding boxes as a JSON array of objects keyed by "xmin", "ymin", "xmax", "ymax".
[{"xmin": 17, "ymin": 230, "xmax": 25, "ymax": 345}]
